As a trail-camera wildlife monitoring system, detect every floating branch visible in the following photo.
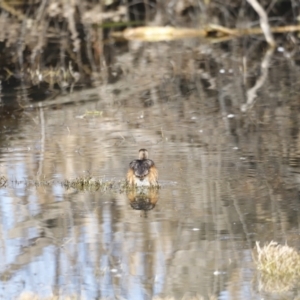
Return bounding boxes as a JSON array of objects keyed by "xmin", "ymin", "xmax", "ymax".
[
  {"xmin": 111, "ymin": 24, "xmax": 300, "ymax": 42},
  {"xmin": 111, "ymin": 26, "xmax": 207, "ymax": 41}
]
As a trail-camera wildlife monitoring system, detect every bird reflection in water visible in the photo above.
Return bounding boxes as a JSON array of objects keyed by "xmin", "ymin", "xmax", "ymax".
[{"xmin": 127, "ymin": 189, "xmax": 159, "ymax": 216}]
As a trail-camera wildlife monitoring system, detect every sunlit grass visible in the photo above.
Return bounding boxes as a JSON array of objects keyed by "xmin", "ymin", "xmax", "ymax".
[{"xmin": 253, "ymin": 241, "xmax": 300, "ymax": 292}]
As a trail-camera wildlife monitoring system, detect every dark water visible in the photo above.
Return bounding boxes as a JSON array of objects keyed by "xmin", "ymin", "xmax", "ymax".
[{"xmin": 1, "ymin": 42, "xmax": 300, "ymax": 300}]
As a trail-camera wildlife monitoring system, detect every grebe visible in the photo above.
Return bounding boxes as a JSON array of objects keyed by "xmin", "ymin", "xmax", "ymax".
[{"xmin": 126, "ymin": 149, "xmax": 158, "ymax": 187}]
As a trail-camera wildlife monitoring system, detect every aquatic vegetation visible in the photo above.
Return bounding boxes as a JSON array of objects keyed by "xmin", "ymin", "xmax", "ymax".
[
  {"xmin": 253, "ymin": 241, "xmax": 300, "ymax": 292},
  {"xmin": 62, "ymin": 176, "xmax": 161, "ymax": 192},
  {"xmin": 0, "ymin": 175, "xmax": 161, "ymax": 192},
  {"xmin": 62, "ymin": 176, "xmax": 124, "ymax": 192}
]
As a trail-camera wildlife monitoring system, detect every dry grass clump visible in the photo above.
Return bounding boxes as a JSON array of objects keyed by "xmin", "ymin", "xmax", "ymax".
[
  {"xmin": 254, "ymin": 241, "xmax": 300, "ymax": 275},
  {"xmin": 64, "ymin": 177, "xmax": 162, "ymax": 193},
  {"xmin": 63, "ymin": 177, "xmax": 160, "ymax": 192},
  {"xmin": 63, "ymin": 176, "xmax": 123, "ymax": 192},
  {"xmin": 253, "ymin": 241, "xmax": 300, "ymax": 292},
  {"xmin": 0, "ymin": 175, "xmax": 161, "ymax": 192}
]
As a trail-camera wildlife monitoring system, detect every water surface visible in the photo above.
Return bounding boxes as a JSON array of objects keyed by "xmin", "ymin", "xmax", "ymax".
[{"xmin": 1, "ymin": 43, "xmax": 300, "ymax": 300}]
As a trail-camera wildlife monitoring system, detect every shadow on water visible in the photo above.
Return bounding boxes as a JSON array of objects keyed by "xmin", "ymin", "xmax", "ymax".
[{"xmin": 2, "ymin": 11, "xmax": 300, "ymax": 300}]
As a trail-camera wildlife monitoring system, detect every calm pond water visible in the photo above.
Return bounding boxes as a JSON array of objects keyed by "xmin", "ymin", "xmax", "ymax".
[{"xmin": 1, "ymin": 42, "xmax": 300, "ymax": 300}]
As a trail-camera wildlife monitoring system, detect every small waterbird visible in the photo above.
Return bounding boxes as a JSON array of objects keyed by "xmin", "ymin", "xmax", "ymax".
[{"xmin": 126, "ymin": 149, "xmax": 158, "ymax": 187}]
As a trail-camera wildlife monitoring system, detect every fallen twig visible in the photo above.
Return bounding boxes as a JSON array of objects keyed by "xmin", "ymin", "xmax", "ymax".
[{"xmin": 111, "ymin": 24, "xmax": 300, "ymax": 42}]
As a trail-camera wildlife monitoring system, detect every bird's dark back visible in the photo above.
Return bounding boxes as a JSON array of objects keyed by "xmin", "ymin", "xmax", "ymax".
[{"xmin": 129, "ymin": 159, "xmax": 154, "ymax": 177}]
